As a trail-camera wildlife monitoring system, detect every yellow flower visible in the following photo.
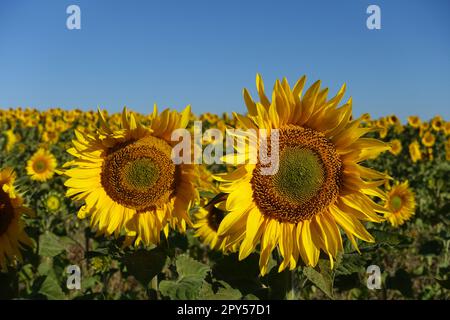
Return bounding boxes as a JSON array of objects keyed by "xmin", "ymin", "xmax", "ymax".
[
  {"xmin": 26, "ymin": 149, "xmax": 57, "ymax": 181},
  {"xmin": 388, "ymin": 115, "xmax": 401, "ymax": 126},
  {"xmin": 431, "ymin": 115, "xmax": 443, "ymax": 132},
  {"xmin": 215, "ymin": 75, "xmax": 389, "ymax": 275},
  {"xmin": 194, "ymin": 194, "xmax": 241, "ymax": 252},
  {"xmin": 444, "ymin": 122, "xmax": 450, "ymax": 136},
  {"xmin": 407, "ymin": 116, "xmax": 421, "ymax": 128},
  {"xmin": 0, "ymin": 168, "xmax": 33, "ymax": 271},
  {"xmin": 389, "ymin": 139, "xmax": 402, "ymax": 156},
  {"xmin": 384, "ymin": 181, "xmax": 415, "ymax": 227},
  {"xmin": 421, "ymin": 131, "xmax": 435, "ymax": 147},
  {"xmin": 3, "ymin": 129, "xmax": 19, "ymax": 152},
  {"xmin": 409, "ymin": 140, "xmax": 422, "ymax": 163},
  {"xmin": 40, "ymin": 191, "xmax": 64, "ymax": 214},
  {"xmin": 63, "ymin": 107, "xmax": 198, "ymax": 246},
  {"xmin": 419, "ymin": 122, "xmax": 430, "ymax": 136}
]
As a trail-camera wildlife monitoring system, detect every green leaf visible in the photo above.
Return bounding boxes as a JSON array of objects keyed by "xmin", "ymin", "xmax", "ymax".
[
  {"xmin": 159, "ymin": 277, "xmax": 205, "ymax": 300},
  {"xmin": 371, "ymin": 230, "xmax": 404, "ymax": 246},
  {"xmin": 39, "ymin": 232, "xmax": 65, "ymax": 257},
  {"xmin": 123, "ymin": 247, "xmax": 168, "ymax": 288},
  {"xmin": 335, "ymin": 253, "xmax": 366, "ymax": 276},
  {"xmin": 176, "ymin": 254, "xmax": 210, "ymax": 279},
  {"xmin": 159, "ymin": 255, "xmax": 210, "ymax": 300},
  {"xmin": 38, "ymin": 272, "xmax": 65, "ymax": 300},
  {"xmin": 303, "ymin": 260, "xmax": 334, "ymax": 299}
]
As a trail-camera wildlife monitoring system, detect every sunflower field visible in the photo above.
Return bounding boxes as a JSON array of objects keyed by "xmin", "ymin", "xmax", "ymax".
[{"xmin": 0, "ymin": 75, "xmax": 449, "ymax": 300}]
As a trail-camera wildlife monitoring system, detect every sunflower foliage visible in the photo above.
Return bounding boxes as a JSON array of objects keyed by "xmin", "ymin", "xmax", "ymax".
[{"xmin": 0, "ymin": 78, "xmax": 449, "ymax": 300}]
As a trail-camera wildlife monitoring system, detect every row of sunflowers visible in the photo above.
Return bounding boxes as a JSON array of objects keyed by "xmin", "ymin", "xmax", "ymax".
[{"xmin": 0, "ymin": 75, "xmax": 449, "ymax": 299}]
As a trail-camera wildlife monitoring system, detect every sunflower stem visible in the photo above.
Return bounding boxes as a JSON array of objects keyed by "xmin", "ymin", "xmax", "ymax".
[{"xmin": 286, "ymin": 269, "xmax": 297, "ymax": 300}]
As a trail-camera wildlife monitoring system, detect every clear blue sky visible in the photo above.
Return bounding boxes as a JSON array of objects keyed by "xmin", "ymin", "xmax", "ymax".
[{"xmin": 0, "ymin": 0, "xmax": 449, "ymax": 120}]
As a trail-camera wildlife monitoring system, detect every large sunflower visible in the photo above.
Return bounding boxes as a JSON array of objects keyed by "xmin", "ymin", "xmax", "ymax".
[
  {"xmin": 0, "ymin": 168, "xmax": 33, "ymax": 271},
  {"xmin": 384, "ymin": 181, "xmax": 415, "ymax": 227},
  {"xmin": 216, "ymin": 75, "xmax": 389, "ymax": 275},
  {"xmin": 26, "ymin": 148, "xmax": 57, "ymax": 181},
  {"xmin": 64, "ymin": 106, "xmax": 198, "ymax": 246}
]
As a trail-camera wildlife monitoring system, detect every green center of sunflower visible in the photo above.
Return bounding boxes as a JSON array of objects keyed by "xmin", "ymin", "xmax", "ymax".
[
  {"xmin": 0, "ymin": 189, "xmax": 15, "ymax": 236},
  {"xmin": 390, "ymin": 195, "xmax": 403, "ymax": 211},
  {"xmin": 123, "ymin": 158, "xmax": 160, "ymax": 191},
  {"xmin": 251, "ymin": 125, "xmax": 342, "ymax": 224},
  {"xmin": 273, "ymin": 147, "xmax": 325, "ymax": 205},
  {"xmin": 101, "ymin": 136, "xmax": 179, "ymax": 212},
  {"xmin": 33, "ymin": 159, "xmax": 47, "ymax": 173}
]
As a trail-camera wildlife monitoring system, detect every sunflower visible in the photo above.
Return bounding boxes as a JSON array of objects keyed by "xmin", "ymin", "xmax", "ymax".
[
  {"xmin": 444, "ymin": 122, "xmax": 450, "ymax": 136},
  {"xmin": 389, "ymin": 139, "xmax": 402, "ymax": 156},
  {"xmin": 419, "ymin": 122, "xmax": 430, "ymax": 137},
  {"xmin": 3, "ymin": 129, "xmax": 19, "ymax": 152},
  {"xmin": 384, "ymin": 181, "xmax": 415, "ymax": 227},
  {"xmin": 39, "ymin": 191, "xmax": 65, "ymax": 214},
  {"xmin": 407, "ymin": 116, "xmax": 421, "ymax": 128},
  {"xmin": 215, "ymin": 75, "xmax": 389, "ymax": 275},
  {"xmin": 0, "ymin": 168, "xmax": 33, "ymax": 271},
  {"xmin": 387, "ymin": 115, "xmax": 401, "ymax": 126},
  {"xmin": 26, "ymin": 148, "xmax": 57, "ymax": 181},
  {"xmin": 431, "ymin": 116, "xmax": 443, "ymax": 132},
  {"xmin": 64, "ymin": 106, "xmax": 198, "ymax": 246},
  {"xmin": 409, "ymin": 140, "xmax": 422, "ymax": 163},
  {"xmin": 194, "ymin": 193, "xmax": 241, "ymax": 252},
  {"xmin": 421, "ymin": 131, "xmax": 436, "ymax": 147}
]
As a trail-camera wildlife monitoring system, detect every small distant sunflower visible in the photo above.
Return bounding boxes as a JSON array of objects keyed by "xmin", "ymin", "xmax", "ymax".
[
  {"xmin": 409, "ymin": 140, "xmax": 422, "ymax": 163},
  {"xmin": 419, "ymin": 122, "xmax": 430, "ymax": 137},
  {"xmin": 64, "ymin": 106, "xmax": 197, "ymax": 246},
  {"xmin": 431, "ymin": 116, "xmax": 443, "ymax": 132},
  {"xmin": 389, "ymin": 139, "xmax": 402, "ymax": 156},
  {"xmin": 26, "ymin": 148, "xmax": 57, "ymax": 181},
  {"xmin": 384, "ymin": 181, "xmax": 415, "ymax": 227},
  {"xmin": 39, "ymin": 191, "xmax": 65, "ymax": 214},
  {"xmin": 194, "ymin": 194, "xmax": 241, "ymax": 252},
  {"xmin": 421, "ymin": 131, "xmax": 435, "ymax": 147},
  {"xmin": 407, "ymin": 116, "xmax": 421, "ymax": 128},
  {"xmin": 3, "ymin": 129, "xmax": 19, "ymax": 152},
  {"xmin": 444, "ymin": 122, "xmax": 450, "ymax": 136},
  {"xmin": 388, "ymin": 115, "xmax": 401, "ymax": 126},
  {"xmin": 216, "ymin": 75, "xmax": 389, "ymax": 274},
  {"xmin": 0, "ymin": 168, "xmax": 33, "ymax": 271}
]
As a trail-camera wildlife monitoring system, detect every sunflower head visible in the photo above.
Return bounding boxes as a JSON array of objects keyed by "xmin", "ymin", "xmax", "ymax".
[
  {"xmin": 194, "ymin": 193, "xmax": 241, "ymax": 252},
  {"xmin": 408, "ymin": 116, "xmax": 421, "ymax": 128},
  {"xmin": 215, "ymin": 74, "xmax": 389, "ymax": 275},
  {"xmin": 39, "ymin": 191, "xmax": 65, "ymax": 214},
  {"xmin": 389, "ymin": 139, "xmax": 402, "ymax": 156},
  {"xmin": 26, "ymin": 148, "xmax": 57, "ymax": 182},
  {"xmin": 409, "ymin": 140, "xmax": 422, "ymax": 163},
  {"xmin": 0, "ymin": 168, "xmax": 33, "ymax": 271},
  {"xmin": 431, "ymin": 116, "xmax": 443, "ymax": 132},
  {"xmin": 384, "ymin": 181, "xmax": 415, "ymax": 227},
  {"xmin": 64, "ymin": 106, "xmax": 197, "ymax": 246},
  {"xmin": 421, "ymin": 131, "xmax": 436, "ymax": 147}
]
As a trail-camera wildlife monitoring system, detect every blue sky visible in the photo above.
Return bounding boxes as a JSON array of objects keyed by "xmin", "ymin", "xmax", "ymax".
[{"xmin": 0, "ymin": 0, "xmax": 449, "ymax": 120}]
